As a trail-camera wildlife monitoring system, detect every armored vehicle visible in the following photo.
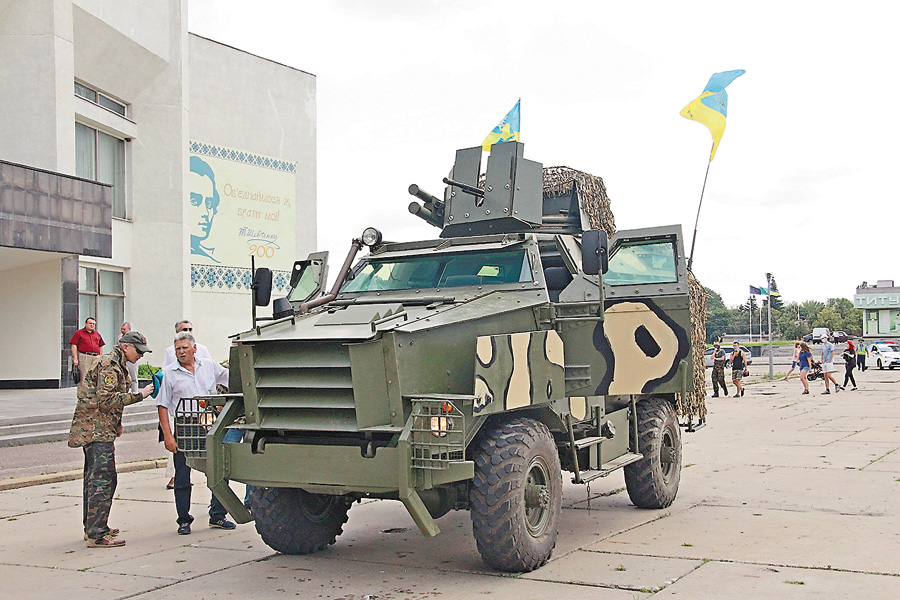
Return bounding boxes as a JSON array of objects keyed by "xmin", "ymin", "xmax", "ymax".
[{"xmin": 182, "ymin": 142, "xmax": 695, "ymax": 572}]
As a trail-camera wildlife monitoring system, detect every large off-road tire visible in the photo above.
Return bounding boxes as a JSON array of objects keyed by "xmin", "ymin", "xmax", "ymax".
[
  {"xmin": 624, "ymin": 398, "xmax": 682, "ymax": 509},
  {"xmin": 248, "ymin": 486, "xmax": 351, "ymax": 554},
  {"xmin": 470, "ymin": 417, "xmax": 562, "ymax": 572}
]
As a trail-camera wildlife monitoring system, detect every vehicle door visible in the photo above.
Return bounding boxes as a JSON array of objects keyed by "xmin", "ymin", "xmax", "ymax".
[{"xmin": 593, "ymin": 225, "xmax": 692, "ymax": 396}]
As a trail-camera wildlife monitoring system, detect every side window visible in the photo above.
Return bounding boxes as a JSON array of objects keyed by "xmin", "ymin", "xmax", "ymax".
[{"xmin": 604, "ymin": 240, "xmax": 678, "ymax": 286}]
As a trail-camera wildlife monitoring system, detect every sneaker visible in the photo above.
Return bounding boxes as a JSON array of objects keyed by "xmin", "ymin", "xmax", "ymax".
[
  {"xmin": 822, "ymin": 390, "xmax": 831, "ymax": 395},
  {"xmin": 177, "ymin": 523, "xmax": 192, "ymax": 535},
  {"xmin": 852, "ymin": 387, "xmax": 857, "ymax": 391},
  {"xmin": 711, "ymin": 393, "xmax": 719, "ymax": 398},
  {"xmin": 801, "ymin": 390, "xmax": 809, "ymax": 395},
  {"xmin": 84, "ymin": 527, "xmax": 119, "ymax": 540},
  {"xmin": 741, "ymin": 389, "xmax": 745, "ymax": 397},
  {"xmin": 86, "ymin": 534, "xmax": 125, "ymax": 548},
  {"xmin": 209, "ymin": 518, "xmax": 236, "ymax": 530},
  {"xmin": 836, "ymin": 386, "xmax": 843, "ymax": 393}
]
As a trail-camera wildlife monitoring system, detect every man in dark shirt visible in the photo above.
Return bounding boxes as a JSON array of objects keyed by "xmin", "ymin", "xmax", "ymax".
[{"xmin": 70, "ymin": 317, "xmax": 105, "ymax": 393}]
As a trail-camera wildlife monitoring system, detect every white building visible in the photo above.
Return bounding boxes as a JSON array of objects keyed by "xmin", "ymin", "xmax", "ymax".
[
  {"xmin": 0, "ymin": 0, "xmax": 316, "ymax": 388},
  {"xmin": 854, "ymin": 280, "xmax": 900, "ymax": 339}
]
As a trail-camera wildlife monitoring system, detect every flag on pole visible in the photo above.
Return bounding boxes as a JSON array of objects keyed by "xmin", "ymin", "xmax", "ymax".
[
  {"xmin": 759, "ymin": 286, "xmax": 780, "ymax": 296},
  {"xmin": 749, "ymin": 285, "xmax": 762, "ymax": 295},
  {"xmin": 482, "ymin": 99, "xmax": 521, "ymax": 151},
  {"xmin": 680, "ymin": 70, "xmax": 745, "ymax": 161}
]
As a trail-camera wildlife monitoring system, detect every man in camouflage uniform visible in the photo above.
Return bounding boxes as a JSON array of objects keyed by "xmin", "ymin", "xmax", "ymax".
[
  {"xmin": 68, "ymin": 331, "xmax": 154, "ymax": 548},
  {"xmin": 710, "ymin": 341, "xmax": 729, "ymax": 397}
]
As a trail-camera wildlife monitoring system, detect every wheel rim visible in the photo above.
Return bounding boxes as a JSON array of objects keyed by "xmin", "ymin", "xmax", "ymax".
[
  {"xmin": 299, "ymin": 493, "xmax": 341, "ymax": 523},
  {"xmin": 523, "ymin": 456, "xmax": 551, "ymax": 536},
  {"xmin": 659, "ymin": 425, "xmax": 677, "ymax": 482}
]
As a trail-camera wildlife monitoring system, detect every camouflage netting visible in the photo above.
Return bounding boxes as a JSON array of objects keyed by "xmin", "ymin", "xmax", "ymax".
[
  {"xmin": 682, "ymin": 271, "xmax": 708, "ymax": 420},
  {"xmin": 542, "ymin": 166, "xmax": 707, "ymax": 420},
  {"xmin": 543, "ymin": 166, "xmax": 616, "ymax": 237}
]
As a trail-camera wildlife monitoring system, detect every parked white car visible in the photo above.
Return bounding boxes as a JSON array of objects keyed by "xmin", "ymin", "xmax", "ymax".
[
  {"xmin": 704, "ymin": 345, "xmax": 753, "ymax": 368},
  {"xmin": 869, "ymin": 343, "xmax": 900, "ymax": 370}
]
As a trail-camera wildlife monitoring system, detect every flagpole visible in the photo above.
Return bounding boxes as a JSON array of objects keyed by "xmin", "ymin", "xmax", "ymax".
[{"xmin": 686, "ymin": 145, "xmax": 714, "ymax": 271}]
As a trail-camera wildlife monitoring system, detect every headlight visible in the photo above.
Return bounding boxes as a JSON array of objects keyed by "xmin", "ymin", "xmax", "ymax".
[
  {"xmin": 361, "ymin": 227, "xmax": 382, "ymax": 247},
  {"xmin": 430, "ymin": 415, "xmax": 454, "ymax": 438}
]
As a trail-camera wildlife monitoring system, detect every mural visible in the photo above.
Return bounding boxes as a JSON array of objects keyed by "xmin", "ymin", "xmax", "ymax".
[{"xmin": 189, "ymin": 141, "xmax": 296, "ymax": 293}]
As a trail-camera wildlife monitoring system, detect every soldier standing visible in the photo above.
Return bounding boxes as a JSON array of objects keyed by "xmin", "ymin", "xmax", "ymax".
[
  {"xmin": 710, "ymin": 341, "xmax": 729, "ymax": 397},
  {"xmin": 68, "ymin": 331, "xmax": 154, "ymax": 548}
]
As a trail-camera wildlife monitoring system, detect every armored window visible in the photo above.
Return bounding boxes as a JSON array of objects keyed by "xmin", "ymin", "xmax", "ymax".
[
  {"xmin": 604, "ymin": 240, "xmax": 678, "ymax": 286},
  {"xmin": 341, "ymin": 249, "xmax": 532, "ymax": 293}
]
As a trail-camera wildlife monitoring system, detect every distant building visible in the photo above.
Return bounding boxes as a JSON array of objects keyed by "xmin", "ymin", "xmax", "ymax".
[
  {"xmin": 0, "ymin": 1, "xmax": 316, "ymax": 388},
  {"xmin": 854, "ymin": 280, "xmax": 900, "ymax": 338}
]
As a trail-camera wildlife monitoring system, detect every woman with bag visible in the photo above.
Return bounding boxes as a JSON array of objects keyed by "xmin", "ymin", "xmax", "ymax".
[
  {"xmin": 730, "ymin": 341, "xmax": 748, "ymax": 397},
  {"xmin": 842, "ymin": 340, "xmax": 858, "ymax": 391}
]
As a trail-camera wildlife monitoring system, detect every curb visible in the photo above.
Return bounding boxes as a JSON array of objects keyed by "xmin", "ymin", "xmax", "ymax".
[{"xmin": 0, "ymin": 458, "xmax": 167, "ymax": 491}]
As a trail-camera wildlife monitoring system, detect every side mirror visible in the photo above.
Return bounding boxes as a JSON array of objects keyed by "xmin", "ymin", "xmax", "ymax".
[
  {"xmin": 582, "ymin": 229, "xmax": 609, "ymax": 275},
  {"xmin": 253, "ymin": 267, "xmax": 272, "ymax": 306}
]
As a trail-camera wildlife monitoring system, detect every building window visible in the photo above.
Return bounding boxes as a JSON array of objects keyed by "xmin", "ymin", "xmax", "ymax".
[
  {"xmin": 79, "ymin": 266, "xmax": 125, "ymax": 348},
  {"xmin": 75, "ymin": 81, "xmax": 127, "ymax": 116},
  {"xmin": 75, "ymin": 122, "xmax": 126, "ymax": 219}
]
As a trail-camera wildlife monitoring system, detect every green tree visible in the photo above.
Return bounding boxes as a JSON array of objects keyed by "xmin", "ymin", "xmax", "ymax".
[
  {"xmin": 775, "ymin": 309, "xmax": 803, "ymax": 340},
  {"xmin": 704, "ymin": 287, "xmax": 730, "ymax": 343},
  {"xmin": 815, "ymin": 306, "xmax": 843, "ymax": 331},
  {"xmin": 800, "ymin": 300, "xmax": 824, "ymax": 327},
  {"xmin": 825, "ymin": 298, "xmax": 863, "ymax": 334}
]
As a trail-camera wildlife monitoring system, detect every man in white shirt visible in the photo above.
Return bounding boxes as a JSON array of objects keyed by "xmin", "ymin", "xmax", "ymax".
[
  {"xmin": 163, "ymin": 320, "xmax": 212, "ymax": 366},
  {"xmin": 161, "ymin": 319, "xmax": 212, "ymax": 490},
  {"xmin": 156, "ymin": 331, "xmax": 236, "ymax": 535}
]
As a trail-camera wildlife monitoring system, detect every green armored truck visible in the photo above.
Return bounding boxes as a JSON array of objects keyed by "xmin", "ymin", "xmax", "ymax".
[{"xmin": 181, "ymin": 142, "xmax": 697, "ymax": 572}]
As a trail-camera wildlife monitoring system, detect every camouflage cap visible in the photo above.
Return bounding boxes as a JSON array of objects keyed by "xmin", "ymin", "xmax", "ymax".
[{"xmin": 120, "ymin": 331, "xmax": 151, "ymax": 353}]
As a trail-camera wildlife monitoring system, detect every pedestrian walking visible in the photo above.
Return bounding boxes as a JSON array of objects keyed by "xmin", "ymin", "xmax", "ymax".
[
  {"xmin": 798, "ymin": 341, "xmax": 813, "ymax": 395},
  {"xmin": 710, "ymin": 341, "xmax": 729, "ymax": 397},
  {"xmin": 842, "ymin": 340, "xmax": 858, "ymax": 390},
  {"xmin": 821, "ymin": 334, "xmax": 843, "ymax": 394},
  {"xmin": 730, "ymin": 341, "xmax": 747, "ymax": 397},
  {"xmin": 68, "ymin": 331, "xmax": 154, "ymax": 548},
  {"xmin": 784, "ymin": 341, "xmax": 801, "ymax": 380}
]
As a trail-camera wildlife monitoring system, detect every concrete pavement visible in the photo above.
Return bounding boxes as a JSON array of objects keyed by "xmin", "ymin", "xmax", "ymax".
[{"xmin": 0, "ymin": 369, "xmax": 898, "ymax": 599}]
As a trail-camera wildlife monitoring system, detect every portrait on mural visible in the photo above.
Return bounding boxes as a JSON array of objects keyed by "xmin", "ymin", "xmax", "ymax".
[
  {"xmin": 189, "ymin": 141, "xmax": 297, "ymax": 293},
  {"xmin": 190, "ymin": 155, "xmax": 222, "ymax": 263}
]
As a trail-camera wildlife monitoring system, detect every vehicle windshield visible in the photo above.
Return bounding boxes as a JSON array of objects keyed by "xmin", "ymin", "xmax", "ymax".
[
  {"xmin": 877, "ymin": 344, "xmax": 900, "ymax": 353},
  {"xmin": 340, "ymin": 248, "xmax": 532, "ymax": 293}
]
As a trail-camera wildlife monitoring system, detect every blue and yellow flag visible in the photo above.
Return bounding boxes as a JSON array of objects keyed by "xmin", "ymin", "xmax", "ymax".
[
  {"xmin": 482, "ymin": 99, "xmax": 521, "ymax": 151},
  {"xmin": 680, "ymin": 70, "xmax": 745, "ymax": 161}
]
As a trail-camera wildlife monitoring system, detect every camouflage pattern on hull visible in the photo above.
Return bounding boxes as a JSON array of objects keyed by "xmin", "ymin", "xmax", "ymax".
[{"xmin": 474, "ymin": 330, "xmax": 565, "ymax": 414}]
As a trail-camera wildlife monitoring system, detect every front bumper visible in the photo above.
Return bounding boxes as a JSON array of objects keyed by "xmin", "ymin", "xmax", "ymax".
[{"xmin": 182, "ymin": 395, "xmax": 474, "ymax": 536}]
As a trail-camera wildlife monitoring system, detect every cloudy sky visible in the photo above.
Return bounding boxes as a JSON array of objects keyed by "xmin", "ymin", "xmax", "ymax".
[{"xmin": 189, "ymin": 1, "xmax": 899, "ymax": 307}]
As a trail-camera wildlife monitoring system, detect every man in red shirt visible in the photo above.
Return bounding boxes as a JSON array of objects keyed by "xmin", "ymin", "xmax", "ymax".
[{"xmin": 70, "ymin": 317, "xmax": 105, "ymax": 392}]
